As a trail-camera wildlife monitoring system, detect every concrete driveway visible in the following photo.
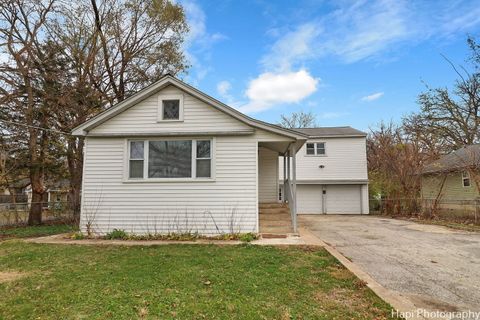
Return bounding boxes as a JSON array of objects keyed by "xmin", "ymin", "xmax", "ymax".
[{"xmin": 300, "ymin": 215, "xmax": 480, "ymax": 314}]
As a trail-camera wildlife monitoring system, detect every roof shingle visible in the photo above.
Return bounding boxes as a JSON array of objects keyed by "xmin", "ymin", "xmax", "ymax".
[
  {"xmin": 291, "ymin": 126, "xmax": 367, "ymax": 137},
  {"xmin": 423, "ymin": 144, "xmax": 480, "ymax": 174}
]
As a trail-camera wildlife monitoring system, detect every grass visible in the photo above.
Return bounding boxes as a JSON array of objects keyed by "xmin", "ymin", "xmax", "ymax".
[
  {"xmin": 0, "ymin": 223, "xmax": 75, "ymax": 240},
  {"xmin": 0, "ymin": 242, "xmax": 394, "ymax": 319}
]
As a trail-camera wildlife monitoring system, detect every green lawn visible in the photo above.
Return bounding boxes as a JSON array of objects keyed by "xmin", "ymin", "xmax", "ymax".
[
  {"xmin": 0, "ymin": 242, "xmax": 393, "ymax": 319},
  {"xmin": 0, "ymin": 223, "xmax": 75, "ymax": 240}
]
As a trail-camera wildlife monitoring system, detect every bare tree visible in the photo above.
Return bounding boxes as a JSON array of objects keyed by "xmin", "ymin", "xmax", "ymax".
[
  {"xmin": 278, "ymin": 111, "xmax": 317, "ymax": 128},
  {"xmin": 367, "ymin": 122, "xmax": 432, "ymax": 215},
  {"xmin": 48, "ymin": 0, "xmax": 189, "ymax": 220},
  {"xmin": 0, "ymin": 0, "xmax": 189, "ymax": 224},
  {"xmin": 0, "ymin": 0, "xmax": 56, "ymax": 224},
  {"xmin": 404, "ymin": 39, "xmax": 480, "ymax": 152},
  {"xmin": 89, "ymin": 0, "xmax": 189, "ymax": 104}
]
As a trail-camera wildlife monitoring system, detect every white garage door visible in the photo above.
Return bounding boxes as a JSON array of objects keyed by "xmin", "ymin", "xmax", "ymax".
[
  {"xmin": 297, "ymin": 185, "xmax": 323, "ymax": 214},
  {"xmin": 326, "ymin": 185, "xmax": 361, "ymax": 214}
]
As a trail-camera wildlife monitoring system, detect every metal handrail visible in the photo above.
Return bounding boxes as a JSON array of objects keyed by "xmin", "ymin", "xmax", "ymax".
[{"xmin": 284, "ymin": 179, "xmax": 296, "ymax": 232}]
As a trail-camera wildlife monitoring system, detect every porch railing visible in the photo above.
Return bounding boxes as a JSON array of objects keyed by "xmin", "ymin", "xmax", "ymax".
[{"xmin": 284, "ymin": 179, "xmax": 297, "ymax": 232}]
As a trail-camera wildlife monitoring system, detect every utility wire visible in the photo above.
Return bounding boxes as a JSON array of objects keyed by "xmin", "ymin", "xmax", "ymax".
[{"xmin": 0, "ymin": 119, "xmax": 72, "ymax": 136}]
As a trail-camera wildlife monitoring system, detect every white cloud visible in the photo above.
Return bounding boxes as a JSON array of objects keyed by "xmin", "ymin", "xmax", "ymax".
[
  {"xmin": 239, "ymin": 70, "xmax": 319, "ymax": 113},
  {"xmin": 261, "ymin": 23, "xmax": 321, "ymax": 71},
  {"xmin": 361, "ymin": 92, "xmax": 384, "ymax": 102},
  {"xmin": 216, "ymin": 81, "xmax": 231, "ymax": 96},
  {"xmin": 261, "ymin": 0, "xmax": 480, "ymax": 66}
]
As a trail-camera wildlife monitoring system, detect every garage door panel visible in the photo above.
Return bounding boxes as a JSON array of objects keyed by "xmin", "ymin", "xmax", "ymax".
[
  {"xmin": 326, "ymin": 185, "xmax": 361, "ymax": 214},
  {"xmin": 297, "ymin": 185, "xmax": 323, "ymax": 214}
]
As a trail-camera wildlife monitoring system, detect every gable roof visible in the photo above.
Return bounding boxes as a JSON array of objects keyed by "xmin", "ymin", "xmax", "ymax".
[
  {"xmin": 292, "ymin": 127, "xmax": 367, "ymax": 138},
  {"xmin": 72, "ymin": 74, "xmax": 307, "ymax": 140},
  {"xmin": 423, "ymin": 144, "xmax": 480, "ymax": 174}
]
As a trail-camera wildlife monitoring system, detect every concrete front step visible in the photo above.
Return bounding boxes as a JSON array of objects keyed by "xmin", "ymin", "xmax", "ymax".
[
  {"xmin": 260, "ymin": 226, "xmax": 294, "ymax": 234},
  {"xmin": 258, "ymin": 202, "xmax": 293, "ymax": 235},
  {"xmin": 261, "ymin": 233, "xmax": 288, "ymax": 239},
  {"xmin": 259, "ymin": 208, "xmax": 290, "ymax": 214},
  {"xmin": 259, "ymin": 214, "xmax": 291, "ymax": 222},
  {"xmin": 259, "ymin": 202, "xmax": 288, "ymax": 209},
  {"xmin": 259, "ymin": 220, "xmax": 292, "ymax": 227}
]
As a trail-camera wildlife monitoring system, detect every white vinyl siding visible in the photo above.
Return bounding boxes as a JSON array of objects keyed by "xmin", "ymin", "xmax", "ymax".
[
  {"xmin": 81, "ymin": 127, "xmax": 289, "ymax": 235},
  {"xmin": 258, "ymin": 147, "xmax": 278, "ymax": 202},
  {"xmin": 279, "ymin": 137, "xmax": 368, "ymax": 181},
  {"xmin": 81, "ymin": 135, "xmax": 258, "ymax": 235},
  {"xmin": 90, "ymin": 85, "xmax": 250, "ymax": 134}
]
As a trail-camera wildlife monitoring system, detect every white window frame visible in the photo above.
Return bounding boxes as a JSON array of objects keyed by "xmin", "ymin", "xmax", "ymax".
[
  {"xmin": 194, "ymin": 140, "xmax": 212, "ymax": 178},
  {"xmin": 157, "ymin": 94, "xmax": 184, "ymax": 122},
  {"xmin": 128, "ymin": 140, "xmax": 146, "ymax": 180},
  {"xmin": 305, "ymin": 142, "xmax": 326, "ymax": 156},
  {"xmin": 462, "ymin": 171, "xmax": 471, "ymax": 188},
  {"xmin": 124, "ymin": 138, "xmax": 215, "ymax": 182}
]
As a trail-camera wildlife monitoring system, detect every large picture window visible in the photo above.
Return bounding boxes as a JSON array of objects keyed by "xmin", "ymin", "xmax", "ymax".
[
  {"xmin": 149, "ymin": 140, "xmax": 192, "ymax": 178},
  {"xmin": 128, "ymin": 139, "xmax": 212, "ymax": 180}
]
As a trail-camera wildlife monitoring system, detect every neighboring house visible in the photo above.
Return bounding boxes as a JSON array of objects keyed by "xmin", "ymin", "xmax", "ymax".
[
  {"xmin": 0, "ymin": 177, "xmax": 30, "ymax": 197},
  {"xmin": 422, "ymin": 145, "xmax": 480, "ymax": 208},
  {"xmin": 278, "ymin": 128, "xmax": 369, "ymax": 215},
  {"xmin": 0, "ymin": 178, "xmax": 30, "ymax": 210},
  {"xmin": 72, "ymin": 75, "xmax": 367, "ymax": 236},
  {"xmin": 25, "ymin": 179, "xmax": 70, "ymax": 209}
]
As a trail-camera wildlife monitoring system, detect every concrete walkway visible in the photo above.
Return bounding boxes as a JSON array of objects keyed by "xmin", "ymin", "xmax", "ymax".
[{"xmin": 300, "ymin": 215, "xmax": 480, "ymax": 318}]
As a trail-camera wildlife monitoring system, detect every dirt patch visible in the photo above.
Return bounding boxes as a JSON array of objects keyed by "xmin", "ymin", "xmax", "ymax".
[
  {"xmin": 329, "ymin": 266, "xmax": 355, "ymax": 280},
  {"xmin": 0, "ymin": 271, "xmax": 27, "ymax": 283}
]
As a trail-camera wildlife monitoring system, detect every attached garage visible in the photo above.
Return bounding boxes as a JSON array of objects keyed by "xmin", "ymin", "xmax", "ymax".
[
  {"xmin": 292, "ymin": 184, "xmax": 366, "ymax": 214},
  {"xmin": 325, "ymin": 185, "xmax": 362, "ymax": 214},
  {"xmin": 297, "ymin": 185, "xmax": 324, "ymax": 214}
]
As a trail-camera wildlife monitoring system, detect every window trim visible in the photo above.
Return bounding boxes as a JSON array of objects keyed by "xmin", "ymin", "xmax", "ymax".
[
  {"xmin": 195, "ymin": 140, "xmax": 212, "ymax": 178},
  {"xmin": 305, "ymin": 142, "xmax": 327, "ymax": 156},
  {"xmin": 462, "ymin": 171, "xmax": 471, "ymax": 188},
  {"xmin": 124, "ymin": 138, "xmax": 215, "ymax": 182},
  {"xmin": 128, "ymin": 140, "xmax": 146, "ymax": 180},
  {"xmin": 157, "ymin": 94, "xmax": 184, "ymax": 122}
]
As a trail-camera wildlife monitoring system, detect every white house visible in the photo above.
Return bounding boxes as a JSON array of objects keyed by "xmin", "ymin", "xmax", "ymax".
[
  {"xmin": 278, "ymin": 128, "xmax": 369, "ymax": 215},
  {"xmin": 72, "ymin": 75, "xmax": 368, "ymax": 236}
]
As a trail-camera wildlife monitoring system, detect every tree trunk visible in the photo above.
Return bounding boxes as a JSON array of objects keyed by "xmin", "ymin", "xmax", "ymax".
[
  {"xmin": 28, "ymin": 190, "xmax": 43, "ymax": 225},
  {"xmin": 28, "ymin": 161, "xmax": 45, "ymax": 225},
  {"xmin": 67, "ymin": 137, "xmax": 84, "ymax": 223}
]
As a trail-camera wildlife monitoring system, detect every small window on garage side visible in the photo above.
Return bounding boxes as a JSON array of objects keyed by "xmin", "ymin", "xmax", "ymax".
[
  {"xmin": 158, "ymin": 95, "xmax": 183, "ymax": 121},
  {"xmin": 306, "ymin": 143, "xmax": 315, "ymax": 155},
  {"xmin": 462, "ymin": 171, "xmax": 471, "ymax": 187},
  {"xmin": 316, "ymin": 142, "xmax": 326, "ymax": 155}
]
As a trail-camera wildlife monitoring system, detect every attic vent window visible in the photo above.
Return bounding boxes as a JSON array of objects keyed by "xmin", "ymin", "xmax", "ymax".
[
  {"xmin": 158, "ymin": 94, "xmax": 184, "ymax": 122},
  {"xmin": 462, "ymin": 171, "xmax": 471, "ymax": 187},
  {"xmin": 163, "ymin": 100, "xmax": 180, "ymax": 119}
]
